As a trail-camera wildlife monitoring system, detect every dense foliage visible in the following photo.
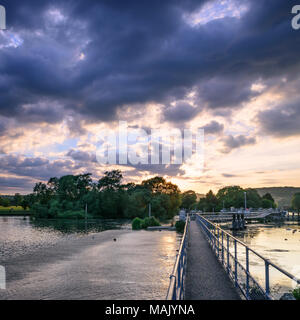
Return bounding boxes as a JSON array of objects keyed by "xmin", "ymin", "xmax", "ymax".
[
  {"xmin": 292, "ymin": 193, "xmax": 300, "ymax": 212},
  {"xmin": 181, "ymin": 190, "xmax": 197, "ymax": 210},
  {"xmin": 132, "ymin": 216, "xmax": 161, "ymax": 230},
  {"xmin": 27, "ymin": 171, "xmax": 182, "ymax": 220},
  {"xmin": 175, "ymin": 220, "xmax": 186, "ymax": 233},
  {"xmin": 197, "ymin": 186, "xmax": 277, "ymax": 212},
  {"xmin": 292, "ymin": 288, "xmax": 300, "ymax": 300}
]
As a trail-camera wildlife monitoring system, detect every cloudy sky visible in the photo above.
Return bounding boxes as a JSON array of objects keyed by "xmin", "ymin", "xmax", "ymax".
[{"xmin": 0, "ymin": 0, "xmax": 300, "ymax": 194}]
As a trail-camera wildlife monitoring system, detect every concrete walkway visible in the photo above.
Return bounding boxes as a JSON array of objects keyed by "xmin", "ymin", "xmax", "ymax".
[{"xmin": 185, "ymin": 221, "xmax": 241, "ymax": 300}]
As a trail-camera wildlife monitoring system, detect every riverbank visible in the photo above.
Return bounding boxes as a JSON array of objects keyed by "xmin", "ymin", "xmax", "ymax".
[
  {"xmin": 0, "ymin": 220, "xmax": 180, "ymax": 300},
  {"xmin": 0, "ymin": 211, "xmax": 32, "ymax": 216}
]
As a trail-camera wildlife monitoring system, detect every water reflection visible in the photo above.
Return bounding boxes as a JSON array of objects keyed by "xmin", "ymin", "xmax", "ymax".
[
  {"xmin": 0, "ymin": 217, "xmax": 129, "ymax": 261},
  {"xmin": 0, "ymin": 217, "xmax": 181, "ymax": 299},
  {"xmin": 222, "ymin": 220, "xmax": 300, "ymax": 299},
  {"xmin": 32, "ymin": 218, "xmax": 131, "ymax": 233}
]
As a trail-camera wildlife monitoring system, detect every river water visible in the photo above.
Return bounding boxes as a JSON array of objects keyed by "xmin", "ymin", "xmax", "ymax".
[
  {"xmin": 221, "ymin": 218, "xmax": 300, "ymax": 299},
  {"xmin": 0, "ymin": 217, "xmax": 181, "ymax": 300}
]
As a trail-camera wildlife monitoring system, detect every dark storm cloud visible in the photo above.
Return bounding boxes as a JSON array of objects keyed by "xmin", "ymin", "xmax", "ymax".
[
  {"xmin": 0, "ymin": 0, "xmax": 299, "ymax": 126},
  {"xmin": 221, "ymin": 134, "xmax": 256, "ymax": 153},
  {"xmin": 163, "ymin": 102, "xmax": 200, "ymax": 123},
  {"xmin": 67, "ymin": 149, "xmax": 97, "ymax": 163},
  {"xmin": 202, "ymin": 120, "xmax": 224, "ymax": 135},
  {"xmin": 257, "ymin": 101, "xmax": 300, "ymax": 137},
  {"xmin": 0, "ymin": 176, "xmax": 34, "ymax": 189},
  {"xmin": 0, "ymin": 155, "xmax": 77, "ymax": 180}
]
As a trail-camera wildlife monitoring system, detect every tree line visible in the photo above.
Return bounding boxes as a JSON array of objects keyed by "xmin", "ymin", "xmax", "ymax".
[
  {"xmin": 196, "ymin": 186, "xmax": 277, "ymax": 212},
  {"xmin": 25, "ymin": 171, "xmax": 182, "ymax": 219},
  {"xmin": 2, "ymin": 172, "xmax": 300, "ymax": 218}
]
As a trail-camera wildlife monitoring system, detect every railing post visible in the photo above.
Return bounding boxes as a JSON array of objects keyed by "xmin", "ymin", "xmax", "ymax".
[
  {"xmin": 177, "ymin": 255, "xmax": 181, "ymax": 299},
  {"xmin": 217, "ymin": 228, "xmax": 220, "ymax": 258},
  {"xmin": 212, "ymin": 225, "xmax": 214, "ymax": 250},
  {"xmin": 246, "ymin": 247, "xmax": 249, "ymax": 298},
  {"xmin": 221, "ymin": 231, "xmax": 224, "ymax": 265},
  {"xmin": 227, "ymin": 234, "xmax": 230, "ymax": 273},
  {"xmin": 172, "ymin": 277, "xmax": 176, "ymax": 300},
  {"xmin": 234, "ymin": 239, "xmax": 238, "ymax": 287},
  {"xmin": 265, "ymin": 260, "xmax": 270, "ymax": 298}
]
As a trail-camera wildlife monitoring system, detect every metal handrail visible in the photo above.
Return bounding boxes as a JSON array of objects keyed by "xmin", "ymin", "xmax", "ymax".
[
  {"xmin": 166, "ymin": 216, "xmax": 189, "ymax": 300},
  {"xmin": 196, "ymin": 214, "xmax": 300, "ymax": 299}
]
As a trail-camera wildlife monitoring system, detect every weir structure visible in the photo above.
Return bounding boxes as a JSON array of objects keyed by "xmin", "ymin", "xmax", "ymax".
[{"xmin": 167, "ymin": 213, "xmax": 300, "ymax": 300}]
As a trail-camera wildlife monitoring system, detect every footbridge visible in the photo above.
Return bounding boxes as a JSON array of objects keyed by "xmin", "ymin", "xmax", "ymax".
[{"xmin": 166, "ymin": 214, "xmax": 300, "ymax": 300}]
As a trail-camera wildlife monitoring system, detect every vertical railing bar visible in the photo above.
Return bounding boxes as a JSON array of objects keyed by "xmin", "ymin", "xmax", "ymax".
[
  {"xmin": 221, "ymin": 230, "xmax": 224, "ymax": 265},
  {"xmin": 227, "ymin": 234, "xmax": 230, "ymax": 274},
  {"xmin": 246, "ymin": 247, "xmax": 249, "ymax": 299},
  {"xmin": 265, "ymin": 260, "xmax": 270, "ymax": 298},
  {"xmin": 217, "ymin": 228, "xmax": 220, "ymax": 259},
  {"xmin": 234, "ymin": 239, "xmax": 238, "ymax": 287}
]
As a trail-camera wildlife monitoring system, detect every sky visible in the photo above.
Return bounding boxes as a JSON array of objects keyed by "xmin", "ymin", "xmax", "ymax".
[{"xmin": 0, "ymin": 0, "xmax": 300, "ymax": 195}]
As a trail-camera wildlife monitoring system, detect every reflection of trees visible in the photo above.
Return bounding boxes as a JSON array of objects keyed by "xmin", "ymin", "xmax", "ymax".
[{"xmin": 31, "ymin": 218, "xmax": 128, "ymax": 234}]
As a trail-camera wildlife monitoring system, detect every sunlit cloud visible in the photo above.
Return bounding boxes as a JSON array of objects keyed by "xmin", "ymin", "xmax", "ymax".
[{"xmin": 185, "ymin": 0, "xmax": 248, "ymax": 26}]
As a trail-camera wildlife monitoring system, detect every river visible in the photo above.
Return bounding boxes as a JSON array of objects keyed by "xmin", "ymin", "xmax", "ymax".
[
  {"xmin": 222, "ymin": 218, "xmax": 300, "ymax": 299},
  {"xmin": 0, "ymin": 217, "xmax": 181, "ymax": 300}
]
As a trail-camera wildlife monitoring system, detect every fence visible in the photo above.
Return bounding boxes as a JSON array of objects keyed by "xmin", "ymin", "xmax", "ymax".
[
  {"xmin": 196, "ymin": 214, "xmax": 300, "ymax": 300},
  {"xmin": 166, "ymin": 217, "xmax": 189, "ymax": 300}
]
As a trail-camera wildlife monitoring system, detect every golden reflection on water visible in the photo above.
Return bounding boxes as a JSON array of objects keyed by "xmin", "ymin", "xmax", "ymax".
[{"xmin": 230, "ymin": 221, "xmax": 300, "ymax": 298}]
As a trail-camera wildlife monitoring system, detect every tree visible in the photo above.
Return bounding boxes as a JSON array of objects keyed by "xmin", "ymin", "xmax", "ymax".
[
  {"xmin": 205, "ymin": 190, "xmax": 219, "ymax": 212},
  {"xmin": 181, "ymin": 190, "xmax": 197, "ymax": 210},
  {"xmin": 261, "ymin": 198, "xmax": 275, "ymax": 209},
  {"xmin": 262, "ymin": 193, "xmax": 275, "ymax": 203},
  {"xmin": 98, "ymin": 170, "xmax": 123, "ymax": 191},
  {"xmin": 292, "ymin": 193, "xmax": 300, "ymax": 213},
  {"xmin": 13, "ymin": 193, "xmax": 23, "ymax": 206},
  {"xmin": 244, "ymin": 188, "xmax": 262, "ymax": 209},
  {"xmin": 21, "ymin": 196, "xmax": 30, "ymax": 210},
  {"xmin": 0, "ymin": 197, "xmax": 10, "ymax": 207},
  {"xmin": 28, "ymin": 171, "xmax": 182, "ymax": 220},
  {"xmin": 217, "ymin": 186, "xmax": 245, "ymax": 209}
]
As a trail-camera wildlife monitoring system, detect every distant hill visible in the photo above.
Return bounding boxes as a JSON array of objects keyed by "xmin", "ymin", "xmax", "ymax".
[{"xmin": 256, "ymin": 187, "xmax": 300, "ymax": 208}]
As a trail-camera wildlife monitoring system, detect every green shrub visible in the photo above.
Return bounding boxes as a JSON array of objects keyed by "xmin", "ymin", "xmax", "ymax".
[
  {"xmin": 141, "ymin": 216, "xmax": 160, "ymax": 229},
  {"xmin": 132, "ymin": 217, "xmax": 143, "ymax": 230},
  {"xmin": 132, "ymin": 216, "xmax": 160, "ymax": 230},
  {"xmin": 292, "ymin": 288, "xmax": 300, "ymax": 300},
  {"xmin": 175, "ymin": 220, "xmax": 186, "ymax": 233}
]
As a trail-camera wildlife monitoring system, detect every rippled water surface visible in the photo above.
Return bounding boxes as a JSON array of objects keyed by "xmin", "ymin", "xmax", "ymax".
[
  {"xmin": 222, "ymin": 219, "xmax": 300, "ymax": 298},
  {"xmin": 0, "ymin": 217, "xmax": 181, "ymax": 300},
  {"xmin": 0, "ymin": 217, "xmax": 129, "ymax": 260}
]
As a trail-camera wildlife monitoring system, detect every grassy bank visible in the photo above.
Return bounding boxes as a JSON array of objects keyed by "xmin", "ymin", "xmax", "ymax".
[{"xmin": 0, "ymin": 206, "xmax": 32, "ymax": 216}]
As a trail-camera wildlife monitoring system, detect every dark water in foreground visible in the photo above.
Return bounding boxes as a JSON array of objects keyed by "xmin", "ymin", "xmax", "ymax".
[{"xmin": 0, "ymin": 217, "xmax": 181, "ymax": 300}]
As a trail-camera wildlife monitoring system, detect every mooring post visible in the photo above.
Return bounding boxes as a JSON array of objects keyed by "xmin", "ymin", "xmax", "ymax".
[
  {"xmin": 232, "ymin": 213, "xmax": 236, "ymax": 230},
  {"xmin": 241, "ymin": 213, "xmax": 245, "ymax": 229}
]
